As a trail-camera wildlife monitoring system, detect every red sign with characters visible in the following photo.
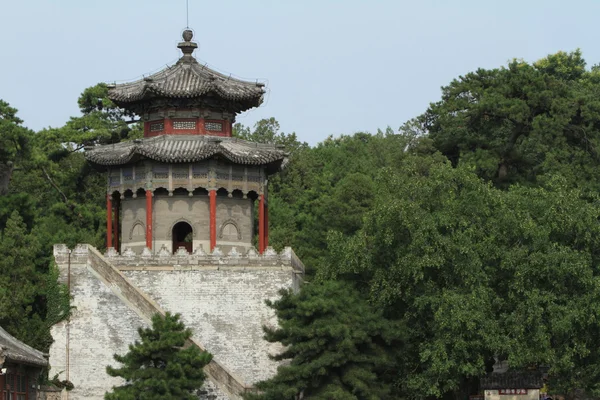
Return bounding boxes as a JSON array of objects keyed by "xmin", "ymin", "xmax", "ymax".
[{"xmin": 499, "ymin": 389, "xmax": 528, "ymax": 395}]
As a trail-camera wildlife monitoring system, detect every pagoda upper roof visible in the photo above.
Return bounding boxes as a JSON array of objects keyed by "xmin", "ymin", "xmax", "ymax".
[
  {"xmin": 107, "ymin": 30, "xmax": 265, "ymax": 114},
  {"xmin": 85, "ymin": 135, "xmax": 288, "ymax": 173}
]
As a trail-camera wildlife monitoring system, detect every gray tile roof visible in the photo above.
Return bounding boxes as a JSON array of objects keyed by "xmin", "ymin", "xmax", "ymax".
[
  {"xmin": 107, "ymin": 36, "xmax": 265, "ymax": 114},
  {"xmin": 0, "ymin": 326, "xmax": 48, "ymax": 367},
  {"xmin": 480, "ymin": 371, "xmax": 544, "ymax": 390},
  {"xmin": 85, "ymin": 135, "xmax": 288, "ymax": 172}
]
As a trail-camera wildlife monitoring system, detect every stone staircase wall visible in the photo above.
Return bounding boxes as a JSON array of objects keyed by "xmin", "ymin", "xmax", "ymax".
[{"xmin": 52, "ymin": 244, "xmax": 304, "ymax": 399}]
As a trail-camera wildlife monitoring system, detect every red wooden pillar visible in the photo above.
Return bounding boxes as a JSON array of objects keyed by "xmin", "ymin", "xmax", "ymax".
[
  {"xmin": 266, "ymin": 205, "xmax": 269, "ymax": 248},
  {"xmin": 164, "ymin": 117, "xmax": 173, "ymax": 134},
  {"xmin": 145, "ymin": 190, "xmax": 153, "ymax": 249},
  {"xmin": 258, "ymin": 194, "xmax": 265, "ymax": 254},
  {"xmin": 113, "ymin": 196, "xmax": 120, "ymax": 251},
  {"xmin": 265, "ymin": 202, "xmax": 269, "ymax": 248},
  {"xmin": 209, "ymin": 190, "xmax": 217, "ymax": 251},
  {"xmin": 106, "ymin": 194, "xmax": 113, "ymax": 248}
]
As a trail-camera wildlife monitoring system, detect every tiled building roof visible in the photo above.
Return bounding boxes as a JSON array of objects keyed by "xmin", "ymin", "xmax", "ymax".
[
  {"xmin": 0, "ymin": 326, "xmax": 48, "ymax": 367},
  {"xmin": 480, "ymin": 372, "xmax": 544, "ymax": 390},
  {"xmin": 107, "ymin": 30, "xmax": 264, "ymax": 114},
  {"xmin": 86, "ymin": 135, "xmax": 288, "ymax": 172}
]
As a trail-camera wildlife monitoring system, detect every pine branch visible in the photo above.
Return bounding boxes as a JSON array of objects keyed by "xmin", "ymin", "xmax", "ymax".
[{"xmin": 41, "ymin": 166, "xmax": 69, "ymax": 204}]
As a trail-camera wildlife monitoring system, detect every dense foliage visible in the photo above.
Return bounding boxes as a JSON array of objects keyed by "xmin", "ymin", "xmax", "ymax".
[
  {"xmin": 4, "ymin": 49, "xmax": 600, "ymax": 398},
  {"xmin": 323, "ymin": 161, "xmax": 600, "ymax": 398},
  {"xmin": 245, "ymin": 281, "xmax": 400, "ymax": 400},
  {"xmin": 413, "ymin": 50, "xmax": 600, "ymax": 194},
  {"xmin": 105, "ymin": 312, "xmax": 212, "ymax": 399}
]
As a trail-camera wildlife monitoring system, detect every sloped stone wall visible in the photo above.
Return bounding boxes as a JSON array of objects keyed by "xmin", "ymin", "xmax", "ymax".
[
  {"xmin": 122, "ymin": 267, "xmax": 292, "ymax": 384},
  {"xmin": 50, "ymin": 244, "xmax": 303, "ymax": 399},
  {"xmin": 49, "ymin": 257, "xmax": 150, "ymax": 399}
]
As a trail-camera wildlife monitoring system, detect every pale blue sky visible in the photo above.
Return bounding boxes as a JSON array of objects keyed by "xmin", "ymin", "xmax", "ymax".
[{"xmin": 0, "ymin": 0, "xmax": 598, "ymax": 145}]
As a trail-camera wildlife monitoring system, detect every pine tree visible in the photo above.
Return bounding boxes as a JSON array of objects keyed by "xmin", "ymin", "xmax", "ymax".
[
  {"xmin": 245, "ymin": 281, "xmax": 400, "ymax": 400},
  {"xmin": 0, "ymin": 211, "xmax": 44, "ymax": 345},
  {"xmin": 105, "ymin": 312, "xmax": 212, "ymax": 400}
]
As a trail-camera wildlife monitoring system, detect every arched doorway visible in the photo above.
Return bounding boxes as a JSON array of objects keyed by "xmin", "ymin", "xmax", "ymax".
[{"xmin": 172, "ymin": 221, "xmax": 193, "ymax": 254}]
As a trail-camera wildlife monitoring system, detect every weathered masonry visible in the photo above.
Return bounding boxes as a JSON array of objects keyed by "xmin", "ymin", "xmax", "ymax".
[
  {"xmin": 50, "ymin": 28, "xmax": 305, "ymax": 400},
  {"xmin": 86, "ymin": 29, "xmax": 286, "ymax": 255},
  {"xmin": 50, "ymin": 244, "xmax": 304, "ymax": 399}
]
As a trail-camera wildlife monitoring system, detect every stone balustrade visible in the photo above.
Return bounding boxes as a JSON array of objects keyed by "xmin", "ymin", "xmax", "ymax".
[{"xmin": 54, "ymin": 243, "xmax": 303, "ymax": 271}]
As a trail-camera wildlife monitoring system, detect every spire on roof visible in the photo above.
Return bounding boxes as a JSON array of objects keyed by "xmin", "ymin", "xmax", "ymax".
[{"xmin": 177, "ymin": 29, "xmax": 198, "ymax": 58}]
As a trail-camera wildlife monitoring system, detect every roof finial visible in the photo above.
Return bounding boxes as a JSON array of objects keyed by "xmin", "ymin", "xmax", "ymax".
[{"xmin": 177, "ymin": 29, "xmax": 198, "ymax": 58}]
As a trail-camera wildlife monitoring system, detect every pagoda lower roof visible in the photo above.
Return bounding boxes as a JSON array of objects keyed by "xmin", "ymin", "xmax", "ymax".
[{"xmin": 85, "ymin": 135, "xmax": 288, "ymax": 172}]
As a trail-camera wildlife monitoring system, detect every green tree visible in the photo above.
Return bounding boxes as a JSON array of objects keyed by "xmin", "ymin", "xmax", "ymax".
[
  {"xmin": 321, "ymin": 158, "xmax": 600, "ymax": 398},
  {"xmin": 0, "ymin": 211, "xmax": 44, "ymax": 345},
  {"xmin": 233, "ymin": 117, "xmax": 307, "ymax": 155},
  {"xmin": 415, "ymin": 50, "xmax": 600, "ymax": 193},
  {"xmin": 0, "ymin": 100, "xmax": 32, "ymax": 195},
  {"xmin": 254, "ymin": 125, "xmax": 427, "ymax": 273},
  {"xmin": 105, "ymin": 312, "xmax": 212, "ymax": 400},
  {"xmin": 38, "ymin": 83, "xmax": 141, "ymax": 154},
  {"xmin": 245, "ymin": 281, "xmax": 400, "ymax": 400}
]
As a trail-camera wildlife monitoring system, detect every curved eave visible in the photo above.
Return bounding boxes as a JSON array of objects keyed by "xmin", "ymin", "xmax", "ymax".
[
  {"xmin": 108, "ymin": 85, "xmax": 264, "ymax": 104},
  {"xmin": 85, "ymin": 137, "xmax": 288, "ymax": 175},
  {"xmin": 0, "ymin": 326, "xmax": 49, "ymax": 368},
  {"xmin": 106, "ymin": 59, "xmax": 265, "ymax": 111}
]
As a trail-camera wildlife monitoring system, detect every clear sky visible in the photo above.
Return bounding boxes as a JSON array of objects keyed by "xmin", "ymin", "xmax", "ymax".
[{"xmin": 1, "ymin": 0, "xmax": 598, "ymax": 145}]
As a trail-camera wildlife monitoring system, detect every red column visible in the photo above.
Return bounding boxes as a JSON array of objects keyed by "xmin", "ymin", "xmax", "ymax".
[
  {"xmin": 106, "ymin": 194, "xmax": 113, "ymax": 248},
  {"xmin": 164, "ymin": 117, "xmax": 173, "ymax": 134},
  {"xmin": 265, "ymin": 203, "xmax": 269, "ymax": 249},
  {"xmin": 113, "ymin": 196, "xmax": 120, "ymax": 251},
  {"xmin": 225, "ymin": 120, "xmax": 232, "ymax": 137},
  {"xmin": 258, "ymin": 194, "xmax": 265, "ymax": 254},
  {"xmin": 145, "ymin": 190, "xmax": 153, "ymax": 249},
  {"xmin": 209, "ymin": 190, "xmax": 217, "ymax": 251}
]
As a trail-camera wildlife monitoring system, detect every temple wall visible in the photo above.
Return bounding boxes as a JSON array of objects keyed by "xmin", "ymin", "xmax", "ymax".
[
  {"xmin": 121, "ymin": 197, "xmax": 147, "ymax": 253},
  {"xmin": 152, "ymin": 193, "xmax": 211, "ymax": 253},
  {"xmin": 214, "ymin": 196, "xmax": 254, "ymax": 255},
  {"xmin": 121, "ymin": 194, "xmax": 253, "ymax": 255}
]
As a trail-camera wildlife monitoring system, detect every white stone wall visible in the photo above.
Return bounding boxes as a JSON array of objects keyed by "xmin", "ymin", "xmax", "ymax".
[
  {"xmin": 123, "ymin": 268, "xmax": 291, "ymax": 384},
  {"xmin": 49, "ymin": 261, "xmax": 232, "ymax": 399},
  {"xmin": 485, "ymin": 389, "xmax": 540, "ymax": 400},
  {"xmin": 49, "ymin": 246, "xmax": 300, "ymax": 399},
  {"xmin": 49, "ymin": 262, "xmax": 148, "ymax": 400}
]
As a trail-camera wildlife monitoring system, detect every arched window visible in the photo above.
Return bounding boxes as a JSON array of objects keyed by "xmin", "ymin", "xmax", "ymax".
[
  {"xmin": 130, "ymin": 222, "xmax": 145, "ymax": 240},
  {"xmin": 220, "ymin": 222, "xmax": 240, "ymax": 241}
]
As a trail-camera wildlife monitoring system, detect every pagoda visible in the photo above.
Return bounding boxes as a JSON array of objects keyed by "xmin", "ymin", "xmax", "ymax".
[{"xmin": 86, "ymin": 29, "xmax": 286, "ymax": 255}]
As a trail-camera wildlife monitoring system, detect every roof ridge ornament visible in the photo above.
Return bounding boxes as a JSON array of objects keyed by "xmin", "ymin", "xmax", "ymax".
[{"xmin": 177, "ymin": 29, "xmax": 198, "ymax": 59}]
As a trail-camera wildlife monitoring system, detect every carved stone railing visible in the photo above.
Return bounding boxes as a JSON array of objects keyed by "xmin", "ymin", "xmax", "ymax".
[
  {"xmin": 99, "ymin": 245, "xmax": 302, "ymax": 271},
  {"xmin": 289, "ymin": 248, "xmax": 306, "ymax": 274}
]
